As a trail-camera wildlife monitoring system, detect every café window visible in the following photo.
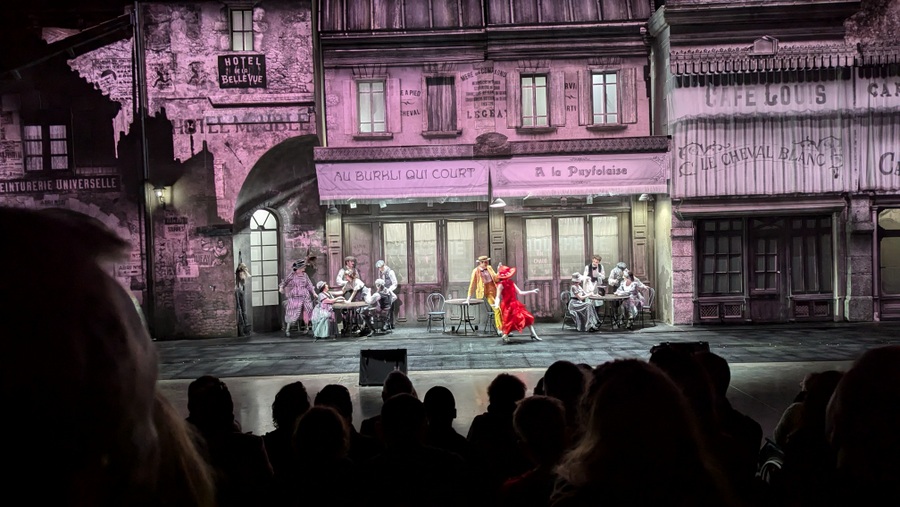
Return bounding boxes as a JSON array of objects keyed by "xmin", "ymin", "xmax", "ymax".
[
  {"xmin": 699, "ymin": 219, "xmax": 744, "ymax": 295},
  {"xmin": 230, "ymin": 8, "xmax": 254, "ymax": 51},
  {"xmin": 790, "ymin": 217, "xmax": 833, "ymax": 294},
  {"xmin": 447, "ymin": 221, "xmax": 474, "ymax": 283},
  {"xmin": 526, "ymin": 218, "xmax": 553, "ymax": 280},
  {"xmin": 413, "ymin": 222, "xmax": 437, "ymax": 284},
  {"xmin": 559, "ymin": 217, "xmax": 585, "ymax": 278},
  {"xmin": 383, "ymin": 223, "xmax": 409, "ymax": 284},
  {"xmin": 358, "ymin": 80, "xmax": 387, "ymax": 133},
  {"xmin": 23, "ymin": 124, "xmax": 70, "ymax": 172},
  {"xmin": 425, "ymin": 76, "xmax": 457, "ymax": 132},
  {"xmin": 591, "ymin": 216, "xmax": 620, "ymax": 268}
]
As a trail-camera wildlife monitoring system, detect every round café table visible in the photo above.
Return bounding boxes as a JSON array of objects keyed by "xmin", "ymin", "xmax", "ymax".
[
  {"xmin": 443, "ymin": 298, "xmax": 482, "ymax": 336},
  {"xmin": 588, "ymin": 294, "xmax": 630, "ymax": 328},
  {"xmin": 332, "ymin": 301, "xmax": 371, "ymax": 338}
]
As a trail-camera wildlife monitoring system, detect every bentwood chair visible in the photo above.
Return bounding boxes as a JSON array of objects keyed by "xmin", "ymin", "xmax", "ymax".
[
  {"xmin": 426, "ymin": 293, "xmax": 446, "ymax": 333},
  {"xmin": 639, "ymin": 286, "xmax": 656, "ymax": 328}
]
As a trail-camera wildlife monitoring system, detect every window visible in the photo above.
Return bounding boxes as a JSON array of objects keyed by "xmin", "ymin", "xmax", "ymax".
[
  {"xmin": 790, "ymin": 218, "xmax": 833, "ymax": 294},
  {"xmin": 699, "ymin": 219, "xmax": 743, "ymax": 295},
  {"xmin": 413, "ymin": 222, "xmax": 438, "ymax": 284},
  {"xmin": 249, "ymin": 209, "xmax": 280, "ymax": 307},
  {"xmin": 425, "ymin": 76, "xmax": 457, "ymax": 132},
  {"xmin": 383, "ymin": 223, "xmax": 409, "ymax": 284},
  {"xmin": 592, "ymin": 72, "xmax": 618, "ymax": 124},
  {"xmin": 230, "ymin": 9, "xmax": 254, "ymax": 51},
  {"xmin": 24, "ymin": 124, "xmax": 69, "ymax": 171},
  {"xmin": 446, "ymin": 221, "xmax": 474, "ymax": 283},
  {"xmin": 358, "ymin": 80, "xmax": 386, "ymax": 133},
  {"xmin": 526, "ymin": 218, "xmax": 553, "ymax": 280},
  {"xmin": 591, "ymin": 216, "xmax": 620, "ymax": 268},
  {"xmin": 521, "ymin": 74, "xmax": 548, "ymax": 127},
  {"xmin": 558, "ymin": 217, "xmax": 585, "ymax": 278}
]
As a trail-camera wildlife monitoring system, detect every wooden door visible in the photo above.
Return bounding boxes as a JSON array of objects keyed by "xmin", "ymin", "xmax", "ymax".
[{"xmin": 748, "ymin": 218, "xmax": 786, "ymax": 322}]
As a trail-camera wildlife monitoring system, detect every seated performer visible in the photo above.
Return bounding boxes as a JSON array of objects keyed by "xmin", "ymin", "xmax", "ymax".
[
  {"xmin": 569, "ymin": 273, "xmax": 601, "ymax": 332},
  {"xmin": 375, "ymin": 260, "xmax": 399, "ymax": 328},
  {"xmin": 607, "ymin": 261, "xmax": 629, "ymax": 290},
  {"xmin": 364, "ymin": 278, "xmax": 394, "ymax": 333},
  {"xmin": 336, "ymin": 255, "xmax": 365, "ymax": 302},
  {"xmin": 311, "ymin": 281, "xmax": 343, "ymax": 340},
  {"xmin": 615, "ymin": 273, "xmax": 645, "ymax": 330}
]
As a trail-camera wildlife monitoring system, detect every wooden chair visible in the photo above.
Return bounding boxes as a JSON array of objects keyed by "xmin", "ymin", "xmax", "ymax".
[
  {"xmin": 426, "ymin": 293, "xmax": 446, "ymax": 333},
  {"xmin": 560, "ymin": 291, "xmax": 577, "ymax": 330}
]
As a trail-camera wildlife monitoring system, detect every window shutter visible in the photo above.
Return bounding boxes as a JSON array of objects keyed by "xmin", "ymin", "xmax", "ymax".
[
  {"xmin": 422, "ymin": 75, "xmax": 430, "ymax": 132},
  {"xmin": 387, "ymin": 78, "xmax": 402, "ymax": 133},
  {"xmin": 454, "ymin": 75, "xmax": 463, "ymax": 131},
  {"xmin": 620, "ymin": 67, "xmax": 638, "ymax": 124},
  {"xmin": 506, "ymin": 70, "xmax": 521, "ymax": 129},
  {"xmin": 549, "ymin": 70, "xmax": 566, "ymax": 127},
  {"xmin": 578, "ymin": 70, "xmax": 592, "ymax": 126},
  {"xmin": 344, "ymin": 80, "xmax": 356, "ymax": 134}
]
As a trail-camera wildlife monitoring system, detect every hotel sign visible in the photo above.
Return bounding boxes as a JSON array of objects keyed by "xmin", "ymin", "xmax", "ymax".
[
  {"xmin": 0, "ymin": 175, "xmax": 120, "ymax": 195},
  {"xmin": 217, "ymin": 54, "xmax": 266, "ymax": 89}
]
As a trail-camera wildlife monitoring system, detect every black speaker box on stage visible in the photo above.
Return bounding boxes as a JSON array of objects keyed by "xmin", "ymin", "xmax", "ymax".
[
  {"xmin": 650, "ymin": 341, "xmax": 710, "ymax": 355},
  {"xmin": 359, "ymin": 348, "xmax": 408, "ymax": 386}
]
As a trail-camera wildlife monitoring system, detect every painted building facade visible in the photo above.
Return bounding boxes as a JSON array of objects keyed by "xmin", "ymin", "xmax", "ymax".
[
  {"xmin": 315, "ymin": 0, "xmax": 670, "ymax": 326},
  {"xmin": 2, "ymin": 0, "xmax": 320, "ymax": 338},
  {"xmin": 651, "ymin": 0, "xmax": 900, "ymax": 324}
]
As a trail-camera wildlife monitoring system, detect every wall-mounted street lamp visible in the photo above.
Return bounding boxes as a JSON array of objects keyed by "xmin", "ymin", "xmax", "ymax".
[
  {"xmin": 154, "ymin": 185, "xmax": 171, "ymax": 209},
  {"xmin": 638, "ymin": 193, "xmax": 654, "ymax": 202},
  {"xmin": 489, "ymin": 198, "xmax": 507, "ymax": 208}
]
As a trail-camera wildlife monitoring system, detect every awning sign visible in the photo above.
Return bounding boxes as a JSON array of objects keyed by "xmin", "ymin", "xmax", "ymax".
[
  {"xmin": 316, "ymin": 160, "xmax": 489, "ymax": 204},
  {"xmin": 490, "ymin": 153, "xmax": 668, "ymax": 198}
]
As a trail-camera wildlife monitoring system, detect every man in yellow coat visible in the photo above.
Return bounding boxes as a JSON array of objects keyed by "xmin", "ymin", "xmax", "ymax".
[{"xmin": 466, "ymin": 255, "xmax": 502, "ymax": 334}]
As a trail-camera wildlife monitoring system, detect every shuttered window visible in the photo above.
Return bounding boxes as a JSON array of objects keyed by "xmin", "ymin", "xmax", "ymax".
[
  {"xmin": 425, "ymin": 76, "xmax": 457, "ymax": 132},
  {"xmin": 521, "ymin": 74, "xmax": 549, "ymax": 127}
]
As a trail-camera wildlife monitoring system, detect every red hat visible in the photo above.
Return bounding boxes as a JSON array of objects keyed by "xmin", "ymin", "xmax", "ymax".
[{"xmin": 497, "ymin": 265, "xmax": 516, "ymax": 279}]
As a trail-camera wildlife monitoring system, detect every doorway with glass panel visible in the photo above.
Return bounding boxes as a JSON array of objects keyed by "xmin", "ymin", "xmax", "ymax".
[
  {"xmin": 369, "ymin": 218, "xmax": 488, "ymax": 325},
  {"xmin": 521, "ymin": 214, "xmax": 628, "ymax": 318},
  {"xmin": 878, "ymin": 209, "xmax": 900, "ymax": 320}
]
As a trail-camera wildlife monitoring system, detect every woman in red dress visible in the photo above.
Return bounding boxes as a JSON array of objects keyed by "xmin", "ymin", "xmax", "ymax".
[{"xmin": 493, "ymin": 264, "xmax": 541, "ymax": 343}]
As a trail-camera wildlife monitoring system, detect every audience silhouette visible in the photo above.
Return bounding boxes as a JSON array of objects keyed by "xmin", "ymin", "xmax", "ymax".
[{"xmin": 6, "ymin": 206, "xmax": 890, "ymax": 507}]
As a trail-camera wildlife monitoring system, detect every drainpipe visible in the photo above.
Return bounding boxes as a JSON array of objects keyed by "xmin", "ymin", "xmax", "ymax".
[
  {"xmin": 311, "ymin": 0, "xmax": 326, "ymax": 147},
  {"xmin": 872, "ymin": 204, "xmax": 880, "ymax": 322},
  {"xmin": 133, "ymin": 1, "xmax": 156, "ymax": 335}
]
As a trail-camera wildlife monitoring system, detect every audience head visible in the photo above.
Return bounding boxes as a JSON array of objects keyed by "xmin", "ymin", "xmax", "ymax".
[
  {"xmin": 152, "ymin": 390, "xmax": 216, "ymax": 507},
  {"xmin": 0, "ymin": 207, "xmax": 159, "ymax": 505},
  {"xmin": 558, "ymin": 359, "xmax": 729, "ymax": 503},
  {"xmin": 271, "ymin": 381, "xmax": 311, "ymax": 430},
  {"xmin": 649, "ymin": 344, "xmax": 716, "ymax": 432},
  {"xmin": 695, "ymin": 351, "xmax": 731, "ymax": 399},
  {"xmin": 293, "ymin": 406, "xmax": 349, "ymax": 462},
  {"xmin": 382, "ymin": 370, "xmax": 415, "ymax": 401},
  {"xmin": 827, "ymin": 346, "xmax": 900, "ymax": 488},
  {"xmin": 533, "ymin": 376, "xmax": 545, "ymax": 396},
  {"xmin": 424, "ymin": 386, "xmax": 458, "ymax": 426},
  {"xmin": 487, "ymin": 373, "xmax": 527, "ymax": 411},
  {"xmin": 543, "ymin": 360, "xmax": 587, "ymax": 411},
  {"xmin": 187, "ymin": 375, "xmax": 235, "ymax": 434},
  {"xmin": 315, "ymin": 384, "xmax": 355, "ymax": 423},
  {"xmin": 514, "ymin": 396, "xmax": 567, "ymax": 467},
  {"xmin": 381, "ymin": 393, "xmax": 427, "ymax": 447}
]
